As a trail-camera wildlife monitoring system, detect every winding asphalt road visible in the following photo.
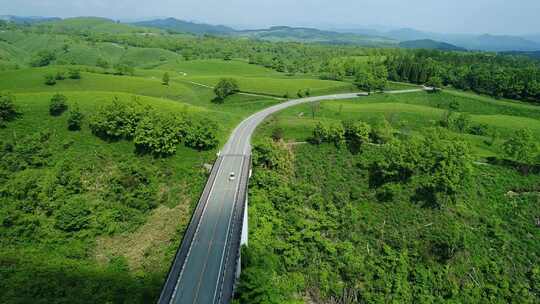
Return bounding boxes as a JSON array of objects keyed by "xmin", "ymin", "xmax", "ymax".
[{"xmin": 159, "ymin": 89, "xmax": 426, "ymax": 304}]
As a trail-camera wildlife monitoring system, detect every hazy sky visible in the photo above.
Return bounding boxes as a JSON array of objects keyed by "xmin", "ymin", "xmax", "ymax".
[{"xmin": 1, "ymin": 0, "xmax": 539, "ymax": 34}]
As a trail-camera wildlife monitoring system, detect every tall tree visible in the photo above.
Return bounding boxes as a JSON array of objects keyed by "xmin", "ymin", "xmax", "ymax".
[
  {"xmin": 162, "ymin": 72, "xmax": 170, "ymax": 86},
  {"xmin": 503, "ymin": 128, "xmax": 539, "ymax": 174}
]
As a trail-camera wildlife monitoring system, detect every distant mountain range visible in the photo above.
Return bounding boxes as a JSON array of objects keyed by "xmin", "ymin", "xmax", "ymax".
[
  {"xmin": 0, "ymin": 15, "xmax": 60, "ymax": 24},
  {"xmin": 234, "ymin": 26, "xmax": 396, "ymax": 46},
  {"xmin": 133, "ymin": 18, "xmax": 235, "ymax": 35},
  {"xmin": 3, "ymin": 15, "xmax": 540, "ymax": 52},
  {"xmin": 133, "ymin": 18, "xmax": 540, "ymax": 52},
  {"xmin": 500, "ymin": 50, "xmax": 540, "ymax": 60},
  {"xmin": 365, "ymin": 28, "xmax": 540, "ymax": 52},
  {"xmin": 131, "ymin": 19, "xmax": 396, "ymax": 46},
  {"xmin": 399, "ymin": 39, "xmax": 466, "ymax": 51}
]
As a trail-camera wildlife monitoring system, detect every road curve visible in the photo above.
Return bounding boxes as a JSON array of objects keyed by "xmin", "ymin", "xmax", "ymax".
[
  {"xmin": 159, "ymin": 89, "xmax": 426, "ymax": 304},
  {"xmin": 222, "ymin": 92, "xmax": 368, "ymax": 155}
]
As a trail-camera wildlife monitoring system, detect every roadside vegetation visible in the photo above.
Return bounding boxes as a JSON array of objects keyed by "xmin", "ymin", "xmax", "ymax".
[{"xmin": 239, "ymin": 90, "xmax": 540, "ymax": 303}]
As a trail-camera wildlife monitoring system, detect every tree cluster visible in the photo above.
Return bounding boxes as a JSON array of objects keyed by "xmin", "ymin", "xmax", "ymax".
[
  {"xmin": 386, "ymin": 51, "xmax": 540, "ymax": 103},
  {"xmin": 0, "ymin": 92, "xmax": 19, "ymax": 128},
  {"xmin": 89, "ymin": 99, "xmax": 219, "ymax": 155},
  {"xmin": 213, "ymin": 78, "xmax": 239, "ymax": 102}
]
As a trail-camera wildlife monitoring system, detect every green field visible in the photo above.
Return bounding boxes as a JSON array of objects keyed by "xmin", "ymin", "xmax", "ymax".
[
  {"xmin": 184, "ymin": 75, "xmax": 356, "ymax": 96},
  {"xmin": 256, "ymin": 90, "xmax": 540, "ymax": 159}
]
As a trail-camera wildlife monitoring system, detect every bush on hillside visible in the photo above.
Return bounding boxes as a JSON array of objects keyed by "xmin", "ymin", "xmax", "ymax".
[
  {"xmin": 426, "ymin": 76, "xmax": 443, "ymax": 92},
  {"xmin": 0, "ymin": 92, "xmax": 19, "ymax": 127},
  {"xmin": 271, "ymin": 127, "xmax": 284, "ymax": 142},
  {"xmin": 44, "ymin": 74, "xmax": 56, "ymax": 86},
  {"xmin": 107, "ymin": 161, "xmax": 157, "ymax": 212},
  {"xmin": 213, "ymin": 78, "xmax": 239, "ymax": 102},
  {"xmin": 370, "ymin": 116, "xmax": 394, "ymax": 144},
  {"xmin": 367, "ymin": 128, "xmax": 472, "ymax": 208},
  {"xmin": 55, "ymin": 71, "xmax": 66, "ymax": 80},
  {"xmin": 68, "ymin": 69, "xmax": 81, "ymax": 79},
  {"xmin": 30, "ymin": 50, "xmax": 56, "ymax": 67},
  {"xmin": 184, "ymin": 118, "xmax": 219, "ymax": 151},
  {"xmin": 113, "ymin": 63, "xmax": 134, "ymax": 76},
  {"xmin": 67, "ymin": 104, "xmax": 84, "ymax": 131},
  {"xmin": 1, "ymin": 131, "xmax": 52, "ymax": 172},
  {"xmin": 134, "ymin": 113, "xmax": 182, "ymax": 156},
  {"xmin": 343, "ymin": 120, "xmax": 371, "ymax": 151},
  {"xmin": 49, "ymin": 94, "xmax": 69, "ymax": 116},
  {"xmin": 89, "ymin": 100, "xmax": 144, "ymax": 141},
  {"xmin": 252, "ymin": 139, "xmax": 292, "ymax": 172},
  {"xmin": 162, "ymin": 72, "xmax": 170, "ymax": 86},
  {"xmin": 502, "ymin": 128, "xmax": 539, "ymax": 174},
  {"xmin": 55, "ymin": 196, "xmax": 91, "ymax": 232}
]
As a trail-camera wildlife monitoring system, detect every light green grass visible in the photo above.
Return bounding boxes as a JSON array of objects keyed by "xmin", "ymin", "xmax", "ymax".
[
  {"xmin": 157, "ymin": 59, "xmax": 279, "ymax": 77},
  {"xmin": 386, "ymin": 81, "xmax": 422, "ymax": 90},
  {"xmin": 257, "ymin": 93, "xmax": 540, "ymax": 159},
  {"xmin": 37, "ymin": 17, "xmax": 157, "ymax": 34},
  {"xmin": 184, "ymin": 75, "xmax": 355, "ymax": 97},
  {"xmin": 0, "ymin": 67, "xmax": 196, "ymax": 100}
]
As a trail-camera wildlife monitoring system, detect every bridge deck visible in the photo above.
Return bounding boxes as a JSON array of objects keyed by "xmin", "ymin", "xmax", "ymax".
[{"xmin": 159, "ymin": 155, "xmax": 250, "ymax": 304}]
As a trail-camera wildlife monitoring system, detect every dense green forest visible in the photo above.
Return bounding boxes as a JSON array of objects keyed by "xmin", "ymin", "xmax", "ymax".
[
  {"xmin": 0, "ymin": 17, "xmax": 539, "ymax": 304},
  {"xmin": 238, "ymin": 130, "xmax": 539, "ymax": 303}
]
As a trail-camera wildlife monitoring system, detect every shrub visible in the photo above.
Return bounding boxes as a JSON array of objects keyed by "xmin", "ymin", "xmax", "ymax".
[
  {"xmin": 134, "ymin": 113, "xmax": 181, "ymax": 156},
  {"xmin": 214, "ymin": 78, "xmax": 239, "ymax": 102},
  {"xmin": 55, "ymin": 71, "xmax": 66, "ymax": 80},
  {"xmin": 68, "ymin": 69, "xmax": 81, "ymax": 79},
  {"xmin": 311, "ymin": 122, "xmax": 348, "ymax": 146},
  {"xmin": 453, "ymin": 113, "xmax": 471, "ymax": 133},
  {"xmin": 30, "ymin": 50, "xmax": 56, "ymax": 67},
  {"xmin": 1, "ymin": 131, "xmax": 51, "ymax": 172},
  {"xmin": 67, "ymin": 104, "xmax": 84, "ymax": 131},
  {"xmin": 252, "ymin": 139, "xmax": 292, "ymax": 172},
  {"xmin": 89, "ymin": 100, "xmax": 143, "ymax": 141},
  {"xmin": 271, "ymin": 127, "xmax": 284, "ymax": 142},
  {"xmin": 108, "ymin": 161, "xmax": 156, "ymax": 212},
  {"xmin": 162, "ymin": 72, "xmax": 170, "ymax": 85},
  {"xmin": 327, "ymin": 124, "xmax": 345, "ymax": 146},
  {"xmin": 426, "ymin": 76, "xmax": 443, "ymax": 92},
  {"xmin": 502, "ymin": 128, "xmax": 539, "ymax": 174},
  {"xmin": 311, "ymin": 122, "xmax": 330, "ymax": 145},
  {"xmin": 0, "ymin": 92, "xmax": 19, "ymax": 127},
  {"xmin": 370, "ymin": 116, "xmax": 394, "ymax": 144},
  {"xmin": 44, "ymin": 74, "xmax": 56, "ymax": 86},
  {"xmin": 469, "ymin": 123, "xmax": 489, "ymax": 136},
  {"xmin": 184, "ymin": 118, "xmax": 219, "ymax": 151},
  {"xmin": 49, "ymin": 93, "xmax": 68, "ymax": 116},
  {"xmin": 96, "ymin": 57, "xmax": 109, "ymax": 69},
  {"xmin": 55, "ymin": 196, "xmax": 91, "ymax": 232},
  {"xmin": 113, "ymin": 63, "xmax": 134, "ymax": 76},
  {"xmin": 343, "ymin": 120, "xmax": 371, "ymax": 146}
]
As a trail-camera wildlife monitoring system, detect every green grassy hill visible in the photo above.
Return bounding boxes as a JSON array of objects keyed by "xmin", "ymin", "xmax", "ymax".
[
  {"xmin": 236, "ymin": 26, "xmax": 397, "ymax": 47},
  {"xmin": 256, "ymin": 90, "xmax": 540, "ymax": 158},
  {"xmin": 133, "ymin": 18, "xmax": 235, "ymax": 35},
  {"xmin": 36, "ymin": 17, "xmax": 157, "ymax": 34},
  {"xmin": 399, "ymin": 39, "xmax": 466, "ymax": 51}
]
